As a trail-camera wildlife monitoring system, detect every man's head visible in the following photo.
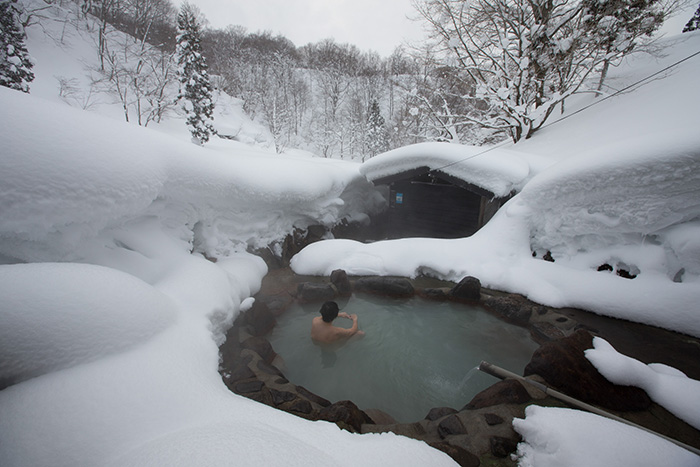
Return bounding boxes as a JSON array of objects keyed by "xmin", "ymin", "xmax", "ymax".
[{"xmin": 320, "ymin": 301, "xmax": 339, "ymax": 323}]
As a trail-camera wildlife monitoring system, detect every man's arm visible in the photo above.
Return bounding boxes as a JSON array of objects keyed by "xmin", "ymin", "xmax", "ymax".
[{"xmin": 335, "ymin": 314, "xmax": 360, "ymax": 337}]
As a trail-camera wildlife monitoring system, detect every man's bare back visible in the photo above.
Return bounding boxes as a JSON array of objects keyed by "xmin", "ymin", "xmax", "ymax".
[{"xmin": 311, "ymin": 302, "xmax": 364, "ymax": 344}]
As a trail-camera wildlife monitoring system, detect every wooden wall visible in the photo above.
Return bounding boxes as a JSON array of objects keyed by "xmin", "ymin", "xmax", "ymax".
[{"xmin": 387, "ymin": 178, "xmax": 482, "ymax": 239}]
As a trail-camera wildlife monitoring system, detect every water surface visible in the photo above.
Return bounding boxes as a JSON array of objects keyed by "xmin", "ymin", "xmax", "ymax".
[{"xmin": 269, "ymin": 294, "xmax": 538, "ymax": 422}]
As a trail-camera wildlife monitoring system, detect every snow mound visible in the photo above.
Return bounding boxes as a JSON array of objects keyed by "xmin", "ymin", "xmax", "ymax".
[
  {"xmin": 513, "ymin": 406, "xmax": 700, "ymax": 467},
  {"xmin": 360, "ymin": 142, "xmax": 534, "ymax": 197},
  {"xmin": 521, "ymin": 127, "xmax": 700, "ymax": 263},
  {"xmin": 0, "ymin": 86, "xmax": 382, "ymax": 263},
  {"xmin": 585, "ymin": 337, "xmax": 700, "ymax": 430},
  {"xmin": 0, "ymin": 262, "xmax": 175, "ymax": 388}
]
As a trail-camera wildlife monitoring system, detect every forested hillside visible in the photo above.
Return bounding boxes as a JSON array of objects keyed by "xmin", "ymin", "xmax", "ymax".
[{"xmin": 12, "ymin": 0, "xmax": 687, "ymax": 159}]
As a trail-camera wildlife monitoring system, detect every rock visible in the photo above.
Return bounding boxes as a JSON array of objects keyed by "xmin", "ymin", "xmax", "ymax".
[
  {"xmin": 530, "ymin": 321, "xmax": 566, "ymax": 343},
  {"xmin": 490, "ymin": 435, "xmax": 519, "ymax": 458},
  {"xmin": 421, "ymin": 288, "xmax": 450, "ymax": 301},
  {"xmin": 330, "ymin": 269, "xmax": 352, "ymax": 296},
  {"xmin": 464, "ymin": 379, "xmax": 531, "ymax": 409},
  {"xmin": 228, "ymin": 362, "xmax": 256, "ymax": 383},
  {"xmin": 280, "ymin": 226, "xmax": 328, "ymax": 265},
  {"xmin": 437, "ymin": 414, "xmax": 468, "ymax": 439},
  {"xmin": 429, "ymin": 442, "xmax": 480, "ymax": 467},
  {"xmin": 246, "ymin": 302, "xmax": 276, "ymax": 336},
  {"xmin": 484, "ymin": 413, "xmax": 504, "ymax": 426},
  {"xmin": 234, "ymin": 380, "xmax": 264, "ymax": 394},
  {"xmin": 296, "ymin": 282, "xmax": 336, "ymax": 303},
  {"xmin": 257, "ymin": 295, "xmax": 293, "ymax": 316},
  {"xmin": 270, "ymin": 388, "xmax": 297, "ymax": 406},
  {"xmin": 364, "ymin": 408, "xmax": 397, "ymax": 425},
  {"xmin": 318, "ymin": 400, "xmax": 374, "ymax": 432},
  {"xmin": 296, "ymin": 385, "xmax": 331, "ymax": 408},
  {"xmin": 287, "ymin": 398, "xmax": 313, "ymax": 415},
  {"xmin": 481, "ymin": 295, "xmax": 532, "ymax": 326},
  {"xmin": 256, "ymin": 359, "xmax": 285, "ymax": 378},
  {"xmin": 241, "ymin": 336, "xmax": 277, "ymax": 364},
  {"xmin": 354, "ymin": 277, "xmax": 414, "ymax": 297},
  {"xmin": 524, "ymin": 329, "xmax": 652, "ymax": 411},
  {"xmin": 425, "ymin": 407, "xmax": 458, "ymax": 421},
  {"xmin": 448, "ymin": 276, "xmax": 481, "ymax": 302}
]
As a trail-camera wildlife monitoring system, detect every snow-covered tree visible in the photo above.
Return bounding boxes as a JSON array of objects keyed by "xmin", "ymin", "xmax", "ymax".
[
  {"xmin": 176, "ymin": 2, "xmax": 215, "ymax": 144},
  {"xmin": 412, "ymin": 0, "xmax": 674, "ymax": 142},
  {"xmin": 414, "ymin": 0, "xmax": 598, "ymax": 142},
  {"xmin": 582, "ymin": 0, "xmax": 665, "ymax": 92},
  {"xmin": 0, "ymin": 0, "xmax": 34, "ymax": 93},
  {"xmin": 683, "ymin": 3, "xmax": 700, "ymax": 32},
  {"xmin": 366, "ymin": 100, "xmax": 387, "ymax": 159}
]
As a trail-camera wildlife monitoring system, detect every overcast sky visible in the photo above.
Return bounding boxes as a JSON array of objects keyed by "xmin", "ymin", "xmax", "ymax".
[{"xmin": 184, "ymin": 0, "xmax": 428, "ymax": 57}]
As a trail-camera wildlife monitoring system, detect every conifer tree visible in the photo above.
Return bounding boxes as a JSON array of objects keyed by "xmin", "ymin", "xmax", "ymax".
[
  {"xmin": 683, "ymin": 3, "xmax": 700, "ymax": 32},
  {"xmin": 0, "ymin": 0, "xmax": 34, "ymax": 93},
  {"xmin": 176, "ymin": 2, "xmax": 215, "ymax": 144},
  {"xmin": 366, "ymin": 100, "xmax": 387, "ymax": 159}
]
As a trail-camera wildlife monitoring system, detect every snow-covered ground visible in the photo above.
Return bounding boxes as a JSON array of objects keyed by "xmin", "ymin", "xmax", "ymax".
[{"xmin": 1, "ymin": 1, "xmax": 700, "ymax": 465}]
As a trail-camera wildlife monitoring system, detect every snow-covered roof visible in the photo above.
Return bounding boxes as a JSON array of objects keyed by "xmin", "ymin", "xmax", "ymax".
[{"xmin": 359, "ymin": 142, "xmax": 533, "ymax": 198}]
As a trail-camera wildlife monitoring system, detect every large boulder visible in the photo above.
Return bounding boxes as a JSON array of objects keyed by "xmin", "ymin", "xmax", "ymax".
[
  {"xmin": 354, "ymin": 277, "xmax": 414, "ymax": 298},
  {"xmin": 448, "ymin": 276, "xmax": 481, "ymax": 302},
  {"xmin": 245, "ymin": 302, "xmax": 277, "ymax": 336},
  {"xmin": 330, "ymin": 269, "xmax": 352, "ymax": 296},
  {"xmin": 463, "ymin": 379, "xmax": 531, "ymax": 409},
  {"xmin": 437, "ymin": 414, "xmax": 468, "ymax": 439},
  {"xmin": 524, "ymin": 329, "xmax": 652, "ymax": 411}
]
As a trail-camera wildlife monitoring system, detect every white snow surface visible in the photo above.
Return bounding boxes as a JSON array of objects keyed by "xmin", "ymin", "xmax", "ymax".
[
  {"xmin": 359, "ymin": 141, "xmax": 535, "ymax": 197},
  {"xmin": 586, "ymin": 337, "xmax": 700, "ymax": 430},
  {"xmin": 512, "ymin": 406, "xmax": 700, "ymax": 467},
  {"xmin": 3, "ymin": 2, "xmax": 700, "ymax": 465},
  {"xmin": 293, "ymin": 32, "xmax": 700, "ymax": 339},
  {"xmin": 0, "ymin": 85, "xmax": 447, "ymax": 465}
]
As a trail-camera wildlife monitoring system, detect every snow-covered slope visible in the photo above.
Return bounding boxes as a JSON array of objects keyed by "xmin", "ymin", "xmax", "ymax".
[
  {"xmin": 0, "ymin": 3, "xmax": 450, "ymax": 466},
  {"xmin": 294, "ymin": 31, "xmax": 700, "ymax": 337},
  {"xmin": 2, "ymin": 0, "xmax": 700, "ymax": 465}
]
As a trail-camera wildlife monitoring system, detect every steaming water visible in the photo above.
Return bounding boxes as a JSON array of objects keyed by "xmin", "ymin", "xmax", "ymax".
[{"xmin": 268, "ymin": 294, "xmax": 539, "ymax": 423}]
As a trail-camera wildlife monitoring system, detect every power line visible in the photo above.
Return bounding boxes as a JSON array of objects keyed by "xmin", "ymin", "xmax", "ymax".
[{"xmin": 426, "ymin": 48, "xmax": 700, "ymax": 176}]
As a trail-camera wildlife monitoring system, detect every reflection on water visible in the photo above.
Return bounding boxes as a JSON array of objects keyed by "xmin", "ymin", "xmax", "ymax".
[{"xmin": 268, "ymin": 294, "xmax": 539, "ymax": 423}]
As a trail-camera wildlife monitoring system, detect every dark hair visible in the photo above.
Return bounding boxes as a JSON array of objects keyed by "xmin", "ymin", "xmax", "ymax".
[{"xmin": 320, "ymin": 301, "xmax": 339, "ymax": 323}]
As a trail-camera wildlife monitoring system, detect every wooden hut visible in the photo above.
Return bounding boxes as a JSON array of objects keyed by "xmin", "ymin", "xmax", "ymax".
[
  {"xmin": 360, "ymin": 142, "xmax": 528, "ymax": 239},
  {"xmin": 371, "ymin": 167, "xmax": 510, "ymax": 239}
]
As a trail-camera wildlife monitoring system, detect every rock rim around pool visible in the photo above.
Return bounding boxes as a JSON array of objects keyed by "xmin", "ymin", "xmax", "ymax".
[{"xmin": 221, "ymin": 269, "xmax": 700, "ymax": 465}]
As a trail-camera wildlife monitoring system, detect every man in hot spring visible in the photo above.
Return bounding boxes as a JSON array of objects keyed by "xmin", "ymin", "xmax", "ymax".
[{"xmin": 311, "ymin": 301, "xmax": 365, "ymax": 344}]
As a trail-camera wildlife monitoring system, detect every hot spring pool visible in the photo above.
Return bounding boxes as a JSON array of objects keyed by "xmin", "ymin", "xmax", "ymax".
[{"xmin": 268, "ymin": 294, "xmax": 539, "ymax": 423}]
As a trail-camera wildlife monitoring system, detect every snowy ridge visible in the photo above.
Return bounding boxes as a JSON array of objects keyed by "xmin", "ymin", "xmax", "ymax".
[
  {"xmin": 360, "ymin": 141, "xmax": 535, "ymax": 197},
  {"xmin": 0, "ymin": 86, "xmax": 381, "ymax": 263}
]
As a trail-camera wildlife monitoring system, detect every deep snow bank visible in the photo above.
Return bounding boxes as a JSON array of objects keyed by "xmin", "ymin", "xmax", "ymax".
[
  {"xmin": 0, "ymin": 262, "xmax": 175, "ymax": 388},
  {"xmin": 292, "ymin": 33, "xmax": 700, "ymax": 338},
  {"xmin": 0, "ymin": 88, "xmax": 452, "ymax": 466},
  {"xmin": 0, "ymin": 86, "xmax": 382, "ymax": 263},
  {"xmin": 513, "ymin": 406, "xmax": 700, "ymax": 467}
]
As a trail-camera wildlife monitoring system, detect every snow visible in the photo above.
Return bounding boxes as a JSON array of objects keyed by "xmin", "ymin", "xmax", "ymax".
[
  {"xmin": 359, "ymin": 141, "xmax": 534, "ymax": 197},
  {"xmin": 512, "ymin": 406, "xmax": 700, "ymax": 467},
  {"xmin": 586, "ymin": 337, "xmax": 700, "ymax": 430},
  {"xmin": 2, "ymin": 1, "xmax": 700, "ymax": 465},
  {"xmin": 0, "ymin": 3, "xmax": 452, "ymax": 464},
  {"xmin": 293, "ymin": 32, "xmax": 700, "ymax": 339},
  {"xmin": 0, "ymin": 262, "xmax": 175, "ymax": 388}
]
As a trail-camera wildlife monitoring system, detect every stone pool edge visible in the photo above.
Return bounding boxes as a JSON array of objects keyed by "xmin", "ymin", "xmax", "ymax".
[{"xmin": 218, "ymin": 271, "xmax": 700, "ymax": 466}]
